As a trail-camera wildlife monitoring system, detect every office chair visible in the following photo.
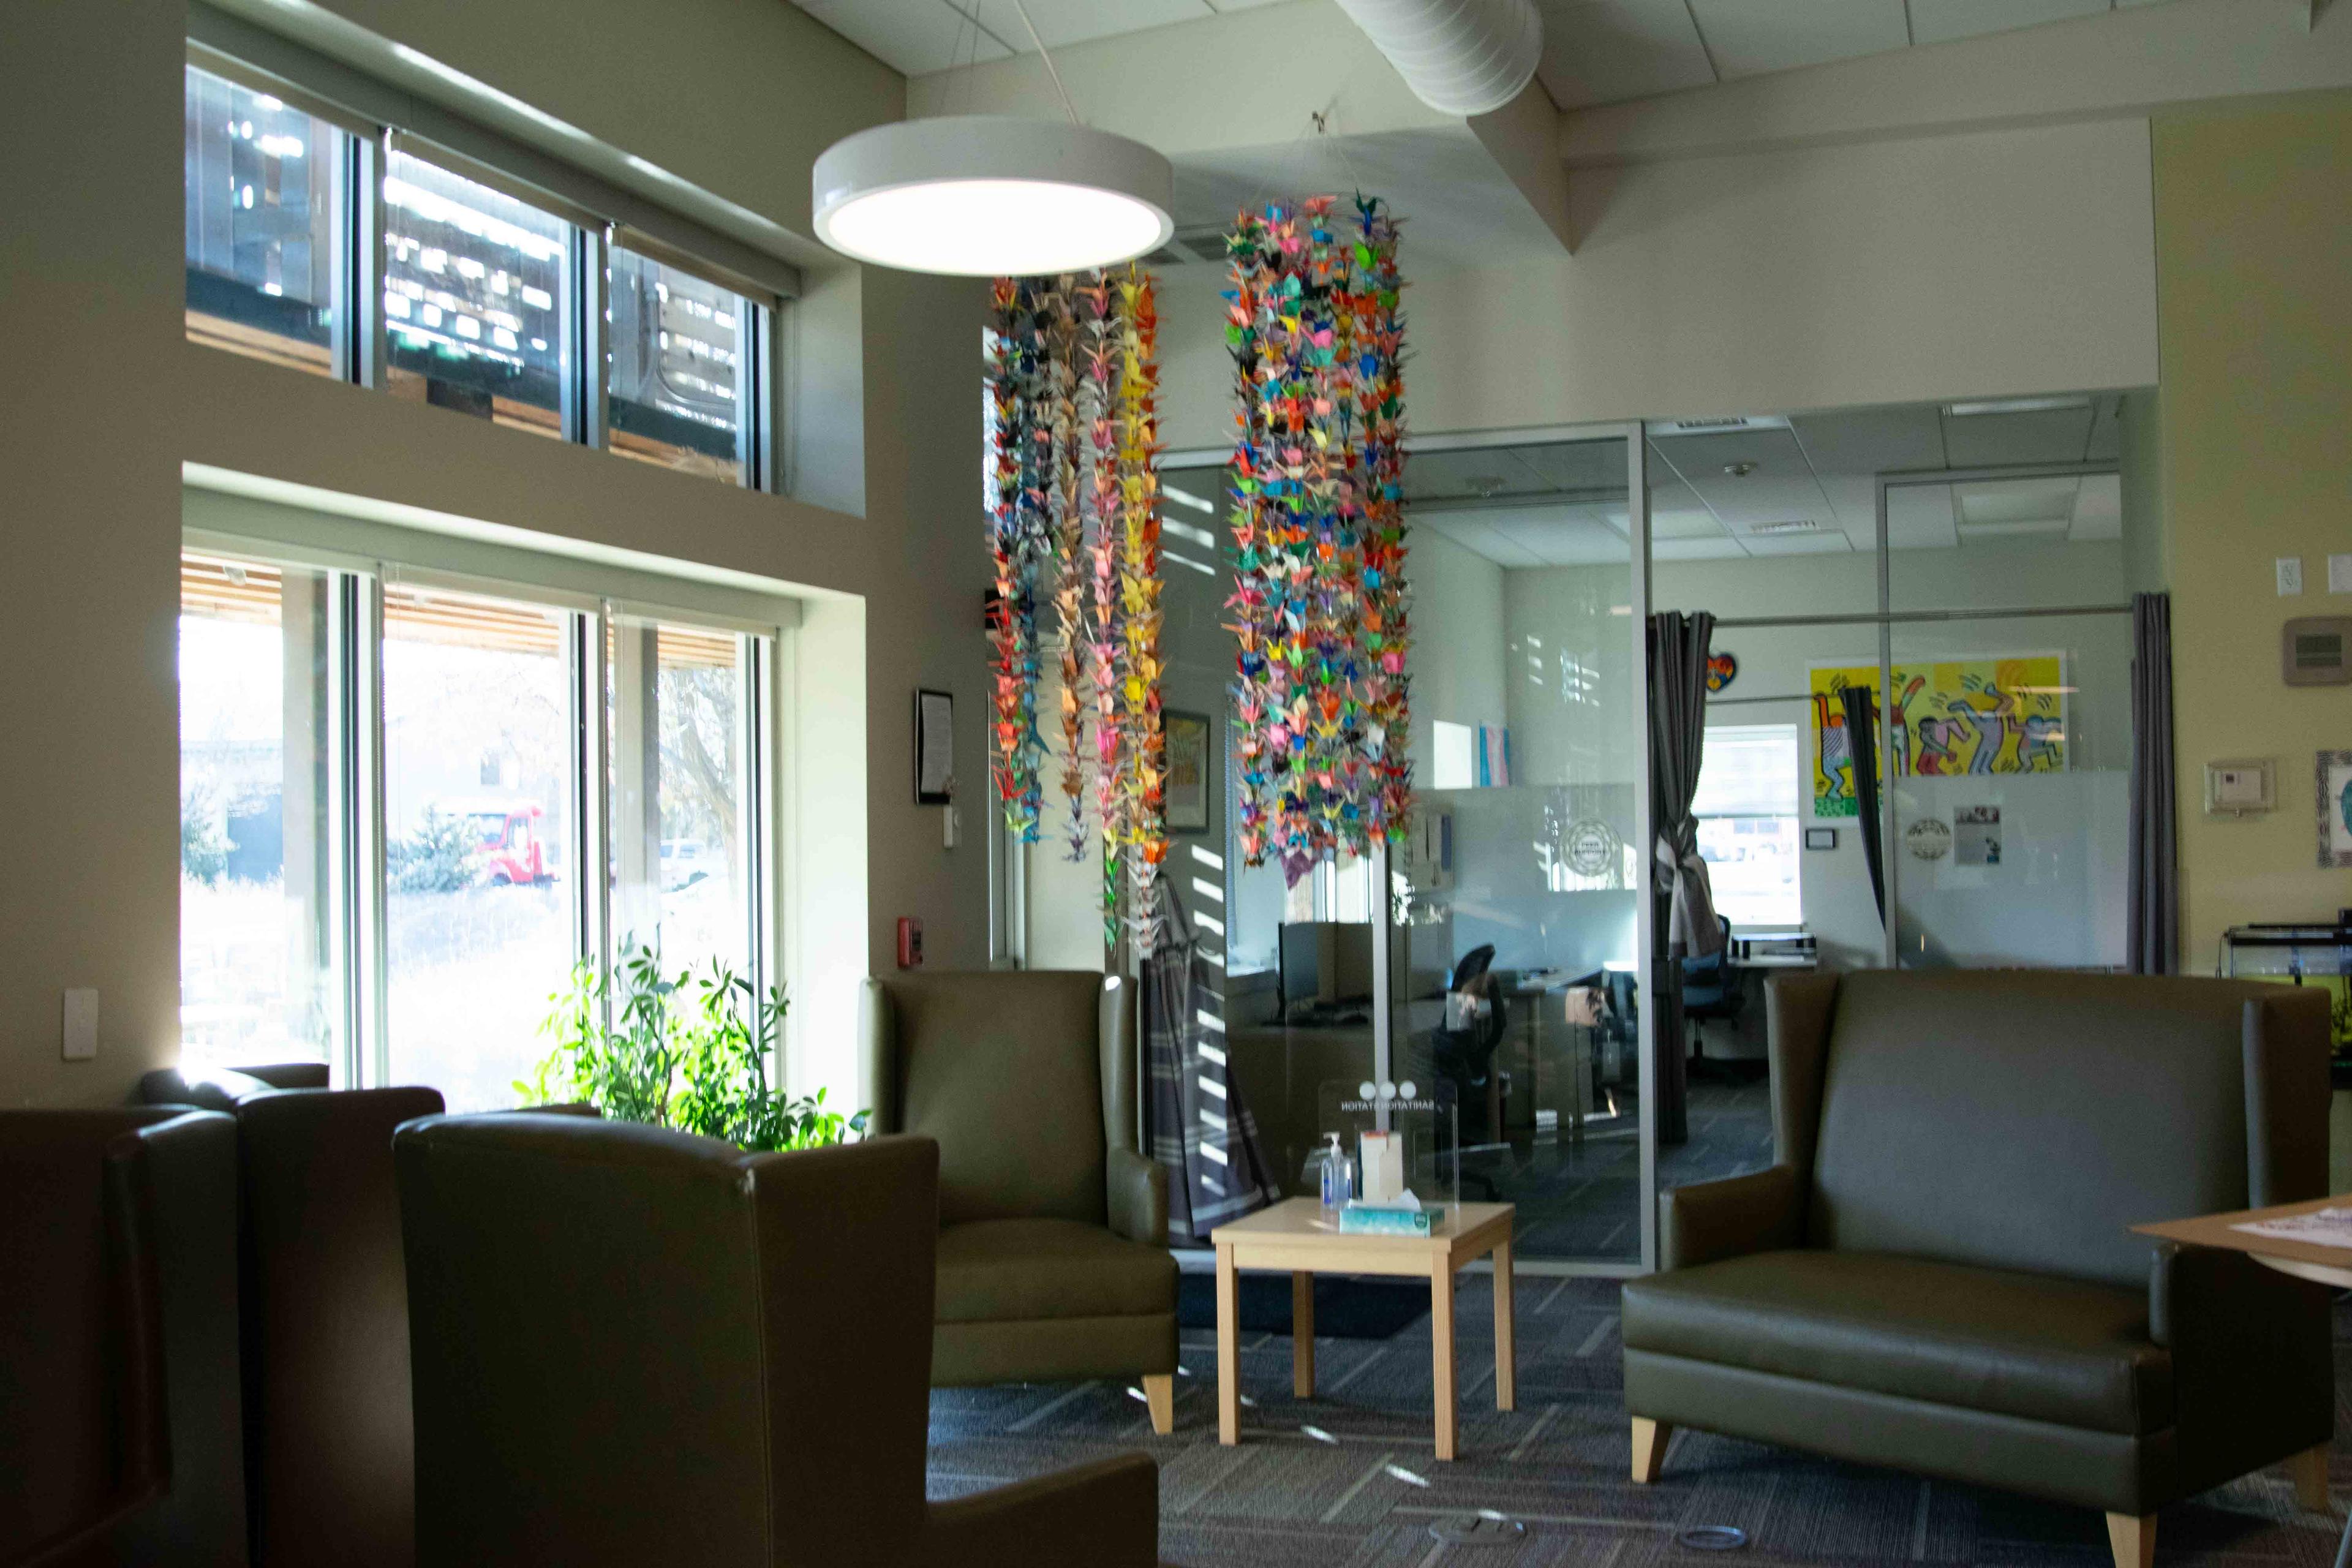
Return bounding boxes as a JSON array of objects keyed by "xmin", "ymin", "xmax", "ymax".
[
  {"xmin": 1430, "ymin": 944, "xmax": 1511, "ymax": 1159},
  {"xmin": 1680, "ymin": 916, "xmax": 1746, "ymax": 1077}
]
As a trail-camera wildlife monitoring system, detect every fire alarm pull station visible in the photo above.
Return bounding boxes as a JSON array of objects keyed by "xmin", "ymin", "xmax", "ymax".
[{"xmin": 896, "ymin": 917, "xmax": 924, "ymax": 970}]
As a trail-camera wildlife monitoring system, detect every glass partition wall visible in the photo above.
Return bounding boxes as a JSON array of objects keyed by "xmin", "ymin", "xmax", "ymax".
[{"xmin": 1037, "ymin": 394, "xmax": 2147, "ymax": 1274}]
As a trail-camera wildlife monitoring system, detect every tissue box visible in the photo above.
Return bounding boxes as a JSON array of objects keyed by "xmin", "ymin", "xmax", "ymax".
[
  {"xmin": 1359, "ymin": 1130, "xmax": 1404, "ymax": 1204},
  {"xmin": 1338, "ymin": 1202, "xmax": 1432, "ymax": 1237}
]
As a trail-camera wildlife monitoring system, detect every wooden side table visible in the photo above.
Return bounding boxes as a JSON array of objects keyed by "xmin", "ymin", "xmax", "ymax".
[
  {"xmin": 1208, "ymin": 1197, "xmax": 1515, "ymax": 1461},
  {"xmin": 2133, "ymin": 1197, "xmax": 2350, "ymax": 1568}
]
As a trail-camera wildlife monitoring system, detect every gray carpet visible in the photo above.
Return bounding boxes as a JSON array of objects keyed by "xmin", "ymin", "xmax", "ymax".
[{"xmin": 927, "ymin": 1276, "xmax": 2352, "ymax": 1566}]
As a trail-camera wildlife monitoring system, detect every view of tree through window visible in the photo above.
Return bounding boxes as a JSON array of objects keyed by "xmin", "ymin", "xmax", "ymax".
[
  {"xmin": 610, "ymin": 620, "xmax": 747, "ymax": 978},
  {"xmin": 382, "ymin": 582, "xmax": 575, "ymax": 1110},
  {"xmin": 184, "ymin": 66, "xmax": 343, "ymax": 375},
  {"xmin": 609, "ymin": 247, "xmax": 747, "ymax": 483},
  {"xmin": 1694, "ymin": 724, "xmax": 1803, "ymax": 927},
  {"xmin": 383, "ymin": 151, "xmax": 568, "ymax": 437},
  {"xmin": 178, "ymin": 554, "xmax": 335, "ymax": 1064}
]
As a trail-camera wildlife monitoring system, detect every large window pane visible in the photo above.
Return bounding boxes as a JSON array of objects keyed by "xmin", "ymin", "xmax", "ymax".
[
  {"xmin": 179, "ymin": 554, "xmax": 335, "ymax": 1065},
  {"xmin": 609, "ymin": 620, "xmax": 748, "ymax": 978},
  {"xmin": 184, "ymin": 66, "xmax": 343, "ymax": 375},
  {"xmin": 383, "ymin": 152, "xmax": 568, "ymax": 439},
  {"xmin": 1694, "ymin": 724, "xmax": 1803, "ymax": 927},
  {"xmin": 608, "ymin": 248, "xmax": 748, "ymax": 484},
  {"xmin": 383, "ymin": 583, "xmax": 576, "ymax": 1110}
]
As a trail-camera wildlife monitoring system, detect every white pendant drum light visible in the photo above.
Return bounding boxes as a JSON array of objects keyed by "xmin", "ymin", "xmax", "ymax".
[
  {"xmin": 810, "ymin": 1, "xmax": 1173, "ymax": 277},
  {"xmin": 813, "ymin": 116, "xmax": 1173, "ymax": 277}
]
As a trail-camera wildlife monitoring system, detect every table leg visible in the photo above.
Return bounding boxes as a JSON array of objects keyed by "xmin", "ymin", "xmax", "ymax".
[
  {"xmin": 1292, "ymin": 1272, "xmax": 1316, "ymax": 1398},
  {"xmin": 1431, "ymin": 1264, "xmax": 1458, "ymax": 1461},
  {"xmin": 1217, "ymin": 1245, "xmax": 1240, "ymax": 1446},
  {"xmin": 1492, "ymin": 1239, "xmax": 1516, "ymax": 1412}
]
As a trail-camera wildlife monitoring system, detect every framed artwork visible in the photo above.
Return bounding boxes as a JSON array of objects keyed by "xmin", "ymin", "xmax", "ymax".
[
  {"xmin": 914, "ymin": 689, "xmax": 954, "ymax": 805},
  {"xmin": 2318, "ymin": 750, "xmax": 2352, "ymax": 869},
  {"xmin": 1165, "ymin": 710, "xmax": 1213, "ymax": 833},
  {"xmin": 1809, "ymin": 656, "xmax": 2066, "ymax": 818}
]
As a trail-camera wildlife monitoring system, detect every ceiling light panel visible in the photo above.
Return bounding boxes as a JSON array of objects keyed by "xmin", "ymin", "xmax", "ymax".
[
  {"xmin": 794, "ymin": 0, "xmax": 1011, "ymax": 73},
  {"xmin": 1532, "ymin": 0, "xmax": 1717, "ymax": 109},
  {"xmin": 1938, "ymin": 404, "xmax": 2096, "ymax": 467},
  {"xmin": 1741, "ymin": 529, "xmax": 1855, "ymax": 556},
  {"xmin": 1955, "ymin": 475, "xmax": 2081, "ymax": 526},
  {"xmin": 1905, "ymin": 0, "xmax": 2107, "ymax": 46},
  {"xmin": 1683, "ymin": 0, "xmax": 1908, "ymax": 78}
]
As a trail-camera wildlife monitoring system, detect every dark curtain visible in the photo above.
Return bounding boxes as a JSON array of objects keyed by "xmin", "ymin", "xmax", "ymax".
[
  {"xmin": 2127, "ymin": 592, "xmax": 2179, "ymax": 974},
  {"xmin": 1140, "ymin": 877, "xmax": 1276, "ymax": 1240},
  {"xmin": 1839, "ymin": 684, "xmax": 1887, "ymax": 926},
  {"xmin": 1648, "ymin": 611, "xmax": 1720, "ymax": 1148}
]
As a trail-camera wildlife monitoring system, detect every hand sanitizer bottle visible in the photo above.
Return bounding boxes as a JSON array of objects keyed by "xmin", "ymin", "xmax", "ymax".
[{"xmin": 1320, "ymin": 1133, "xmax": 1351, "ymax": 1212}]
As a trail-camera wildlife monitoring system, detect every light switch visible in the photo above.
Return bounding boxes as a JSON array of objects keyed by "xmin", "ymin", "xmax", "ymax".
[
  {"xmin": 2331, "ymin": 554, "xmax": 2352, "ymax": 594},
  {"xmin": 62, "ymin": 989, "xmax": 97, "ymax": 1061},
  {"xmin": 2278, "ymin": 557, "xmax": 2304, "ymax": 596}
]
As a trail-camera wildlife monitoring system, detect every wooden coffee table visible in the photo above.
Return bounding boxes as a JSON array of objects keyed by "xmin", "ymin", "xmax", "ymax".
[{"xmin": 1208, "ymin": 1197, "xmax": 1515, "ymax": 1461}]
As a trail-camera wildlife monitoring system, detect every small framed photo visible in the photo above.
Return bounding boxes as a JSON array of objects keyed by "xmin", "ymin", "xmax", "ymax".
[
  {"xmin": 914, "ymin": 689, "xmax": 954, "ymax": 805},
  {"xmin": 1164, "ymin": 710, "xmax": 1213, "ymax": 833},
  {"xmin": 2318, "ymin": 750, "xmax": 2352, "ymax": 869}
]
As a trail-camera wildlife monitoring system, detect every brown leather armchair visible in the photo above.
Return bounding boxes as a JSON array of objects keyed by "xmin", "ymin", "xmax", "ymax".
[
  {"xmin": 1623, "ymin": 970, "xmax": 2335, "ymax": 1568},
  {"xmin": 861, "ymin": 971, "xmax": 1178, "ymax": 1432},
  {"xmin": 393, "ymin": 1114, "xmax": 1160, "ymax": 1567},
  {"xmin": 2, "ymin": 1108, "xmax": 239, "ymax": 1568}
]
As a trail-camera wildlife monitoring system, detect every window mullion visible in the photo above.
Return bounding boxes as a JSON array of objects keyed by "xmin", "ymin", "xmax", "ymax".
[
  {"xmin": 573, "ymin": 225, "xmax": 608, "ymax": 448},
  {"xmin": 357, "ymin": 132, "xmax": 388, "ymax": 388}
]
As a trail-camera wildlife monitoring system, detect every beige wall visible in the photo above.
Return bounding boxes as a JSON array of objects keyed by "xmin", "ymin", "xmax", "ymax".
[
  {"xmin": 1160, "ymin": 116, "xmax": 2160, "ymax": 450},
  {"xmin": 0, "ymin": 0, "xmax": 990, "ymax": 1108},
  {"xmin": 2157, "ymin": 91, "xmax": 2352, "ymax": 965}
]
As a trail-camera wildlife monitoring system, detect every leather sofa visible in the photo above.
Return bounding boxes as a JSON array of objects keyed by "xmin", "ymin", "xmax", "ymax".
[
  {"xmin": 2, "ymin": 1107, "xmax": 243, "ymax": 1568},
  {"xmin": 861, "ymin": 972, "xmax": 1178, "ymax": 1431},
  {"xmin": 1623, "ymin": 970, "xmax": 2335, "ymax": 1568},
  {"xmin": 393, "ymin": 1114, "xmax": 1161, "ymax": 1567}
]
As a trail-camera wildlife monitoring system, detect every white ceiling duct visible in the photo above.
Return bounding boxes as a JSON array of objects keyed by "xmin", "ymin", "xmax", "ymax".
[{"xmin": 1332, "ymin": 0, "xmax": 1544, "ymax": 118}]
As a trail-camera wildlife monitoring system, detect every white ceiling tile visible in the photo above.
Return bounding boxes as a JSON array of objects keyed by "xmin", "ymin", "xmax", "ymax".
[
  {"xmin": 1907, "ymin": 0, "xmax": 2108, "ymax": 45},
  {"xmin": 1422, "ymin": 514, "xmax": 1544, "ymax": 568},
  {"xmin": 1653, "ymin": 479, "xmax": 1727, "ymax": 540},
  {"xmin": 1740, "ymin": 530, "xmax": 1854, "ymax": 556},
  {"xmin": 797, "ymin": 0, "xmax": 1011, "ymax": 74},
  {"xmin": 1886, "ymin": 482, "xmax": 1958, "ymax": 551},
  {"xmin": 2070, "ymin": 472, "xmax": 2123, "ymax": 540},
  {"xmin": 2084, "ymin": 394, "xmax": 2123, "ymax": 461},
  {"xmin": 1684, "ymin": 0, "xmax": 1909, "ymax": 77},
  {"xmin": 1789, "ymin": 404, "xmax": 1948, "ymax": 476},
  {"xmin": 1814, "ymin": 474, "xmax": 1879, "ymax": 534},
  {"xmin": 1533, "ymin": 0, "xmax": 1718, "ymax": 110},
  {"xmin": 963, "ymin": 0, "xmax": 1215, "ymax": 51},
  {"xmin": 1651, "ymin": 427, "xmax": 1812, "ymax": 482}
]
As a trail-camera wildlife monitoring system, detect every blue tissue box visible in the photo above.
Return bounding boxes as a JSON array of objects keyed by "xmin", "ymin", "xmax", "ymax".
[{"xmin": 1338, "ymin": 1203, "xmax": 1432, "ymax": 1237}]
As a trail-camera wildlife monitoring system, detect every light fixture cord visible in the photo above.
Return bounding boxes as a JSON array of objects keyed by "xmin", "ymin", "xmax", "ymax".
[{"xmin": 1006, "ymin": 0, "xmax": 1083, "ymax": 126}]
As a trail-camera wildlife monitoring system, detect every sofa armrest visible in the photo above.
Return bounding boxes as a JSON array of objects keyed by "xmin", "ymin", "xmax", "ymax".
[
  {"xmin": 1660, "ymin": 1165, "xmax": 1802, "ymax": 1272},
  {"xmin": 925, "ymin": 1452, "xmax": 1159, "ymax": 1568},
  {"xmin": 1108, "ymin": 1146, "xmax": 1168, "ymax": 1249},
  {"xmin": 2150, "ymin": 1242, "xmax": 2333, "ymax": 1493}
]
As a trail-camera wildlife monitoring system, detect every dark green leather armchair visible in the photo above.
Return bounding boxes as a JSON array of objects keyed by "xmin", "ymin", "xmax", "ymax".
[
  {"xmin": 1623, "ymin": 970, "xmax": 2335, "ymax": 1568},
  {"xmin": 394, "ymin": 1115, "xmax": 1159, "ymax": 1567},
  {"xmin": 862, "ymin": 971, "xmax": 1178, "ymax": 1432}
]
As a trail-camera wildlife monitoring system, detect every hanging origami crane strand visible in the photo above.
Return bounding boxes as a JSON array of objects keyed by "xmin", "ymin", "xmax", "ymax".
[
  {"xmin": 985, "ymin": 265, "xmax": 1168, "ymax": 949},
  {"xmin": 1224, "ymin": 194, "xmax": 1411, "ymax": 888}
]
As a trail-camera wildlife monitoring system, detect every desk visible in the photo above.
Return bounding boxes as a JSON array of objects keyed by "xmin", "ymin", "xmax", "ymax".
[
  {"xmin": 1504, "ymin": 975, "xmax": 1597, "ymax": 1145},
  {"xmin": 1210, "ymin": 1197, "xmax": 1515, "ymax": 1461},
  {"xmin": 2132, "ymin": 1197, "xmax": 2347, "ymax": 1568}
]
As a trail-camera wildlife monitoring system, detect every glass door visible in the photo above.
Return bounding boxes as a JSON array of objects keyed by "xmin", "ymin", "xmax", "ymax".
[{"xmin": 1384, "ymin": 429, "xmax": 1653, "ymax": 1267}]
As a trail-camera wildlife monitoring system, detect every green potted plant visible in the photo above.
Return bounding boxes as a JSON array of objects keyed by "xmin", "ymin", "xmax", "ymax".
[{"xmin": 518, "ymin": 943, "xmax": 867, "ymax": 1151}]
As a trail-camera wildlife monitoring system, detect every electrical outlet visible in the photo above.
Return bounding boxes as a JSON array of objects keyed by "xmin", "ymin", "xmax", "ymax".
[{"xmin": 62, "ymin": 989, "xmax": 98, "ymax": 1061}]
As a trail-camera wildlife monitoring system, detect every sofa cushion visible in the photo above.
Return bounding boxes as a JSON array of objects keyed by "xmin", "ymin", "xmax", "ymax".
[
  {"xmin": 1621, "ymin": 1250, "xmax": 2170, "ymax": 1436},
  {"xmin": 936, "ymin": 1219, "xmax": 1177, "ymax": 1325}
]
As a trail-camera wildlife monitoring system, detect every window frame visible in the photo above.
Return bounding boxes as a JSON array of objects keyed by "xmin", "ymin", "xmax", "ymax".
[
  {"xmin": 1692, "ymin": 722, "xmax": 1804, "ymax": 931},
  {"xmin": 179, "ymin": 530, "xmax": 790, "ymax": 1096},
  {"xmin": 183, "ymin": 37, "xmax": 789, "ymax": 493}
]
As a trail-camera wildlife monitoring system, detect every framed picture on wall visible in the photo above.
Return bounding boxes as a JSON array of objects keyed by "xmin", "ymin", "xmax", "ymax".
[
  {"xmin": 914, "ymin": 688, "xmax": 954, "ymax": 805},
  {"xmin": 2318, "ymin": 750, "xmax": 2352, "ymax": 869},
  {"xmin": 1166, "ymin": 710, "xmax": 1213, "ymax": 833}
]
